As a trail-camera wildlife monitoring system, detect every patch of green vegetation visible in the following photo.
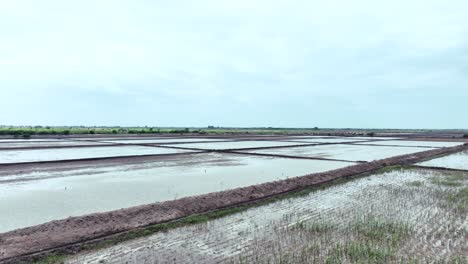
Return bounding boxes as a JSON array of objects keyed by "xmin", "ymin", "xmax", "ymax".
[
  {"xmin": 376, "ymin": 165, "xmax": 415, "ymax": 175},
  {"xmin": 431, "ymin": 179, "xmax": 463, "ymax": 187},
  {"xmin": 328, "ymin": 242, "xmax": 393, "ymax": 263},
  {"xmin": 327, "ymin": 225, "xmax": 425, "ymax": 262},
  {"xmin": 449, "ymin": 256, "xmax": 468, "ymax": 264},
  {"xmin": 325, "ymin": 254, "xmax": 343, "ymax": 264},
  {"xmin": 32, "ymin": 254, "xmax": 66, "ymax": 264},
  {"xmin": 430, "ymin": 172, "xmax": 467, "ymax": 187},
  {"xmin": 446, "ymin": 187, "xmax": 468, "ymax": 211},
  {"xmin": 407, "ymin": 180, "xmax": 424, "ymax": 187},
  {"xmin": 352, "ymin": 217, "xmax": 412, "ymax": 247}
]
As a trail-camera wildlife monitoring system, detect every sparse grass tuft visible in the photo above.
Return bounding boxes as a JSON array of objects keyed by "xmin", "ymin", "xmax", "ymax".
[
  {"xmin": 293, "ymin": 221, "xmax": 334, "ymax": 234},
  {"xmin": 352, "ymin": 217, "xmax": 412, "ymax": 247},
  {"xmin": 343, "ymin": 242, "xmax": 393, "ymax": 262},
  {"xmin": 446, "ymin": 187, "xmax": 468, "ymax": 212},
  {"xmin": 376, "ymin": 165, "xmax": 407, "ymax": 174},
  {"xmin": 431, "ymin": 179, "xmax": 463, "ymax": 187},
  {"xmin": 407, "ymin": 180, "xmax": 424, "ymax": 187},
  {"xmin": 429, "ymin": 172, "xmax": 467, "ymax": 187},
  {"xmin": 32, "ymin": 254, "xmax": 66, "ymax": 264},
  {"xmin": 449, "ymin": 256, "xmax": 468, "ymax": 264}
]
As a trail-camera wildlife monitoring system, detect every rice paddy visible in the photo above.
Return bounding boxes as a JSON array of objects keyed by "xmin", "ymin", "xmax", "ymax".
[{"xmin": 0, "ymin": 134, "xmax": 466, "ymax": 263}]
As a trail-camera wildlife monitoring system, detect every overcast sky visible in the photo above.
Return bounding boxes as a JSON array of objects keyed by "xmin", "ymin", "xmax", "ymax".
[{"xmin": 0, "ymin": 0, "xmax": 467, "ymax": 128}]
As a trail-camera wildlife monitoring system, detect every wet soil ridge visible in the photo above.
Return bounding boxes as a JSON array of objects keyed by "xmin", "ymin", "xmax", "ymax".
[{"xmin": 1, "ymin": 144, "xmax": 467, "ymax": 263}]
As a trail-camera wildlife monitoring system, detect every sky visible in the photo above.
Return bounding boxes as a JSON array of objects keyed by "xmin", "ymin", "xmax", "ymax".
[{"xmin": 0, "ymin": 0, "xmax": 467, "ymax": 129}]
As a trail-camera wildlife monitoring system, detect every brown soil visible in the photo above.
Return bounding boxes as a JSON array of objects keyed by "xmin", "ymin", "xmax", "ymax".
[{"xmin": 0, "ymin": 144, "xmax": 467, "ymax": 263}]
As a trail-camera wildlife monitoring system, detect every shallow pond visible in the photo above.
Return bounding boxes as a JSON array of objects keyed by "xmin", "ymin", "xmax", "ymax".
[
  {"xmin": 169, "ymin": 141, "xmax": 312, "ymax": 150},
  {"xmin": 0, "ymin": 153, "xmax": 352, "ymax": 232},
  {"xmin": 0, "ymin": 140, "xmax": 112, "ymax": 149},
  {"xmin": 102, "ymin": 138, "xmax": 231, "ymax": 144},
  {"xmin": 0, "ymin": 146, "xmax": 192, "ymax": 164},
  {"xmin": 245, "ymin": 144, "xmax": 430, "ymax": 162},
  {"xmin": 284, "ymin": 138, "xmax": 368, "ymax": 143},
  {"xmin": 356, "ymin": 140, "xmax": 464, "ymax": 148},
  {"xmin": 418, "ymin": 150, "xmax": 468, "ymax": 170}
]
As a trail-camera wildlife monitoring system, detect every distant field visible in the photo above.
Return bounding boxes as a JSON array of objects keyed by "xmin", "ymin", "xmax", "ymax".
[{"xmin": 0, "ymin": 133, "xmax": 467, "ymax": 263}]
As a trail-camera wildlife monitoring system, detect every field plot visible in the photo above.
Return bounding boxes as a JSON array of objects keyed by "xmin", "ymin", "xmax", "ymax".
[
  {"xmin": 419, "ymin": 150, "xmax": 468, "ymax": 170},
  {"xmin": 0, "ymin": 153, "xmax": 352, "ymax": 232},
  {"xmin": 1, "ymin": 135, "xmax": 466, "ymax": 263},
  {"xmin": 67, "ymin": 168, "xmax": 468, "ymax": 264},
  {"xmin": 167, "ymin": 141, "xmax": 314, "ymax": 150},
  {"xmin": 0, "ymin": 146, "xmax": 192, "ymax": 164},
  {"xmin": 280, "ymin": 138, "xmax": 370, "ymax": 143},
  {"xmin": 242, "ymin": 144, "xmax": 430, "ymax": 162},
  {"xmin": 99, "ymin": 138, "xmax": 231, "ymax": 144},
  {"xmin": 0, "ymin": 140, "xmax": 113, "ymax": 149},
  {"xmin": 355, "ymin": 140, "xmax": 464, "ymax": 148},
  {"xmin": 333, "ymin": 137, "xmax": 402, "ymax": 140},
  {"xmin": 0, "ymin": 139, "xmax": 64, "ymax": 142}
]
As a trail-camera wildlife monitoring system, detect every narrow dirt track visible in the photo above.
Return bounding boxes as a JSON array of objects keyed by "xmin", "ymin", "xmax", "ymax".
[{"xmin": 0, "ymin": 144, "xmax": 467, "ymax": 263}]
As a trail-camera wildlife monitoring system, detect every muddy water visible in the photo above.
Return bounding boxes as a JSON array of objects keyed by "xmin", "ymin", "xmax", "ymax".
[
  {"xmin": 356, "ymin": 140, "xmax": 464, "ymax": 148},
  {"xmin": 0, "ymin": 146, "xmax": 192, "ymax": 164},
  {"xmin": 245, "ymin": 144, "xmax": 430, "ymax": 162},
  {"xmin": 418, "ymin": 150, "xmax": 468, "ymax": 170},
  {"xmin": 168, "ymin": 141, "xmax": 312, "ymax": 150},
  {"xmin": 0, "ymin": 153, "xmax": 352, "ymax": 233},
  {"xmin": 66, "ymin": 169, "xmax": 467, "ymax": 263}
]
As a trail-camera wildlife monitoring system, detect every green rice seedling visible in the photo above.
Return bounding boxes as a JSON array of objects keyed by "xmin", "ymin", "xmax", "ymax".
[
  {"xmin": 407, "ymin": 180, "xmax": 424, "ymax": 187},
  {"xmin": 429, "ymin": 171, "xmax": 467, "ymax": 187},
  {"xmin": 352, "ymin": 217, "xmax": 412, "ymax": 247},
  {"xmin": 446, "ymin": 187, "xmax": 468, "ymax": 211}
]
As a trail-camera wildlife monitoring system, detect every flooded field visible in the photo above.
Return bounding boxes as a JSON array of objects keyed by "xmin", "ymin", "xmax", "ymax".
[
  {"xmin": 0, "ymin": 139, "xmax": 63, "ymax": 142},
  {"xmin": 0, "ymin": 153, "xmax": 352, "ymax": 232},
  {"xmin": 67, "ymin": 168, "xmax": 468, "ymax": 263},
  {"xmin": 1, "ymin": 134, "xmax": 466, "ymax": 263},
  {"xmin": 243, "ymin": 144, "xmax": 430, "ymax": 162},
  {"xmin": 168, "ymin": 141, "xmax": 314, "ymax": 150},
  {"xmin": 283, "ymin": 138, "xmax": 369, "ymax": 143},
  {"xmin": 100, "ymin": 138, "xmax": 230, "ymax": 144},
  {"xmin": 0, "ymin": 146, "xmax": 192, "ymax": 164},
  {"xmin": 356, "ymin": 140, "xmax": 464, "ymax": 148},
  {"xmin": 0, "ymin": 140, "xmax": 112, "ymax": 149},
  {"xmin": 419, "ymin": 150, "xmax": 468, "ymax": 170},
  {"xmin": 334, "ymin": 137, "xmax": 401, "ymax": 140}
]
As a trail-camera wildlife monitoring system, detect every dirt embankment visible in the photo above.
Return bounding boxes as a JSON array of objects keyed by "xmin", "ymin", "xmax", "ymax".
[{"xmin": 0, "ymin": 144, "xmax": 467, "ymax": 263}]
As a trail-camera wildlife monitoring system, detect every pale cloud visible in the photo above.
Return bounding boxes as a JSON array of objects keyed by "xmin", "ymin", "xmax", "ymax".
[{"xmin": 0, "ymin": 0, "xmax": 467, "ymax": 128}]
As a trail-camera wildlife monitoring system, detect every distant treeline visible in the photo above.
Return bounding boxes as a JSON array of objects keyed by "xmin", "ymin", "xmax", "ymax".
[
  {"xmin": 1, "ymin": 126, "xmax": 465, "ymax": 139},
  {"xmin": 0, "ymin": 127, "xmax": 201, "ymax": 138},
  {"xmin": 0, "ymin": 126, "xmax": 324, "ymax": 138}
]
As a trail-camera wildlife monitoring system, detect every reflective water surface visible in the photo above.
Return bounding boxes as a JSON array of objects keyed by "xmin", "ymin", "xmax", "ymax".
[{"xmin": 0, "ymin": 153, "xmax": 352, "ymax": 233}]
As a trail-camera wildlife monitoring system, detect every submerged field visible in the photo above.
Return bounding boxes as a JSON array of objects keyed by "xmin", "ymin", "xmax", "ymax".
[
  {"xmin": 0, "ymin": 134, "xmax": 466, "ymax": 263},
  {"xmin": 419, "ymin": 150, "xmax": 468, "ymax": 171},
  {"xmin": 67, "ymin": 168, "xmax": 468, "ymax": 263},
  {"xmin": 0, "ymin": 153, "xmax": 352, "ymax": 233}
]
